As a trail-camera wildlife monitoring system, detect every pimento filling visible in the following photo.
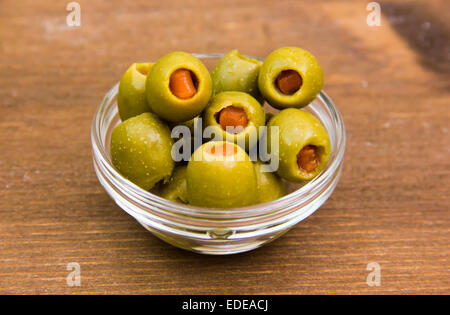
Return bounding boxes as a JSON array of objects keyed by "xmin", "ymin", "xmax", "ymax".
[
  {"xmin": 207, "ymin": 142, "xmax": 237, "ymax": 156},
  {"xmin": 216, "ymin": 106, "xmax": 248, "ymax": 134},
  {"xmin": 169, "ymin": 69, "xmax": 197, "ymax": 99},
  {"xmin": 297, "ymin": 145, "xmax": 320, "ymax": 172},
  {"xmin": 276, "ymin": 70, "xmax": 302, "ymax": 95}
]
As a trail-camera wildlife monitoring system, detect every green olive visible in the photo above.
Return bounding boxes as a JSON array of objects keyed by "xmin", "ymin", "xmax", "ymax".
[
  {"xmin": 258, "ymin": 47, "xmax": 323, "ymax": 109},
  {"xmin": 118, "ymin": 63, "xmax": 153, "ymax": 121},
  {"xmin": 203, "ymin": 91, "xmax": 265, "ymax": 151},
  {"xmin": 145, "ymin": 52, "xmax": 212, "ymax": 123},
  {"xmin": 186, "ymin": 141, "xmax": 258, "ymax": 208},
  {"xmin": 211, "ymin": 50, "xmax": 262, "ymax": 101},
  {"xmin": 267, "ymin": 108, "xmax": 331, "ymax": 182},
  {"xmin": 155, "ymin": 166, "xmax": 188, "ymax": 203},
  {"xmin": 110, "ymin": 112, "xmax": 175, "ymax": 190},
  {"xmin": 254, "ymin": 161, "xmax": 286, "ymax": 203}
]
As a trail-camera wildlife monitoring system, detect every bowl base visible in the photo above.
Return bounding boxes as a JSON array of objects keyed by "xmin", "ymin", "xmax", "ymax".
[{"xmin": 138, "ymin": 221, "xmax": 289, "ymax": 255}]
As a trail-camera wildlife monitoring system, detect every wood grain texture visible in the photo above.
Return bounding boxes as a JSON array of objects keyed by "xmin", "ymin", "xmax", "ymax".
[{"xmin": 0, "ymin": 0, "xmax": 449, "ymax": 294}]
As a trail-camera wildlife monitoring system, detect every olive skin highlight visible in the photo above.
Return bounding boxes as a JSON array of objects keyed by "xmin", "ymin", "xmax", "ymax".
[
  {"xmin": 186, "ymin": 141, "xmax": 258, "ymax": 208},
  {"xmin": 258, "ymin": 47, "xmax": 323, "ymax": 109},
  {"xmin": 145, "ymin": 52, "xmax": 212, "ymax": 123},
  {"xmin": 267, "ymin": 108, "xmax": 331, "ymax": 182},
  {"xmin": 110, "ymin": 112, "xmax": 175, "ymax": 190},
  {"xmin": 118, "ymin": 63, "xmax": 153, "ymax": 121}
]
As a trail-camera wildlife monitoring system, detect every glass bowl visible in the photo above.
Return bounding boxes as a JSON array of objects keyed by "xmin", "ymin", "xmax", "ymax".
[{"xmin": 91, "ymin": 53, "xmax": 346, "ymax": 255}]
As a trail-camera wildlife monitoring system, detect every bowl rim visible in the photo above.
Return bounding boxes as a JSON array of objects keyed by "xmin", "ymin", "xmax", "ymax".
[{"xmin": 91, "ymin": 53, "xmax": 346, "ymax": 220}]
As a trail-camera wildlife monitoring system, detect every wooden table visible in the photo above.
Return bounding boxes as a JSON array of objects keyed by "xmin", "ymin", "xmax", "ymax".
[{"xmin": 1, "ymin": 0, "xmax": 449, "ymax": 294}]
